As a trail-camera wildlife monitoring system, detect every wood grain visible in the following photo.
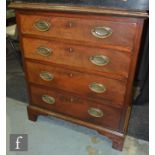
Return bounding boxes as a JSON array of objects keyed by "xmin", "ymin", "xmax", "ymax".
[
  {"xmin": 14, "ymin": 7, "xmax": 146, "ymax": 151},
  {"xmin": 18, "ymin": 12, "xmax": 137, "ymax": 51},
  {"xmin": 119, "ymin": 19, "xmax": 145, "ymax": 132},
  {"xmin": 22, "ymin": 37, "xmax": 131, "ymax": 78},
  {"xmin": 29, "ymin": 84, "xmax": 122, "ymax": 130},
  {"xmin": 25, "ymin": 60, "xmax": 127, "ymax": 105}
]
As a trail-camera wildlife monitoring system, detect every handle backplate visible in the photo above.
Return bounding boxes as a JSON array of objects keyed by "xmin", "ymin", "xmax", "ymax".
[
  {"xmin": 89, "ymin": 82, "xmax": 106, "ymax": 93},
  {"xmin": 37, "ymin": 46, "xmax": 52, "ymax": 57},
  {"xmin": 34, "ymin": 20, "xmax": 50, "ymax": 32},
  {"xmin": 42, "ymin": 95, "xmax": 55, "ymax": 104},
  {"xmin": 88, "ymin": 108, "xmax": 104, "ymax": 117},
  {"xmin": 40, "ymin": 71, "xmax": 54, "ymax": 81},
  {"xmin": 91, "ymin": 27, "xmax": 112, "ymax": 39},
  {"xmin": 89, "ymin": 55, "xmax": 110, "ymax": 66}
]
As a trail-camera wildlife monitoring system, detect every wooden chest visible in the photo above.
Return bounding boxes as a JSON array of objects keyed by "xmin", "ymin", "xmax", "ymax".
[{"xmin": 10, "ymin": 1, "xmax": 148, "ymax": 151}]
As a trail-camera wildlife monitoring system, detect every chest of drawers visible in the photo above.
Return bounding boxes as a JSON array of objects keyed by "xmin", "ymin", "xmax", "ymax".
[{"xmin": 10, "ymin": 1, "xmax": 148, "ymax": 151}]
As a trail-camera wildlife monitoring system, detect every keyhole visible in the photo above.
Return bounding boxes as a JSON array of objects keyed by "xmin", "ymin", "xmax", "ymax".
[
  {"xmin": 69, "ymin": 73, "xmax": 73, "ymax": 77},
  {"xmin": 70, "ymin": 98, "xmax": 74, "ymax": 102},
  {"xmin": 68, "ymin": 21, "xmax": 73, "ymax": 28},
  {"xmin": 69, "ymin": 47, "xmax": 74, "ymax": 53}
]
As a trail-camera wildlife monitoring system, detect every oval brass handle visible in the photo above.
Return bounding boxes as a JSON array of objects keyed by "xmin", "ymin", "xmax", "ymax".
[
  {"xmin": 89, "ymin": 82, "xmax": 106, "ymax": 93},
  {"xmin": 91, "ymin": 27, "xmax": 112, "ymax": 39},
  {"xmin": 34, "ymin": 20, "xmax": 50, "ymax": 32},
  {"xmin": 42, "ymin": 95, "xmax": 55, "ymax": 104},
  {"xmin": 40, "ymin": 71, "xmax": 54, "ymax": 81},
  {"xmin": 89, "ymin": 55, "xmax": 110, "ymax": 66},
  {"xmin": 88, "ymin": 108, "xmax": 104, "ymax": 117},
  {"xmin": 37, "ymin": 47, "xmax": 53, "ymax": 57}
]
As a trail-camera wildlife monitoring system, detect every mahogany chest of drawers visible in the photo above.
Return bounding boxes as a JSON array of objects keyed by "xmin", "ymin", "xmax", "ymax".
[{"xmin": 10, "ymin": 1, "xmax": 148, "ymax": 151}]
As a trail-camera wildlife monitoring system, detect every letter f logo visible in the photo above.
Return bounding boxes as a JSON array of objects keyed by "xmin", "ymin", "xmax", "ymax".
[{"xmin": 15, "ymin": 136, "xmax": 23, "ymax": 150}]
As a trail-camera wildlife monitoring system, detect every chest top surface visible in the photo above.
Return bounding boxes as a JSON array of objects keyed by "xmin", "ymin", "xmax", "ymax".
[{"xmin": 11, "ymin": 0, "xmax": 149, "ymax": 11}]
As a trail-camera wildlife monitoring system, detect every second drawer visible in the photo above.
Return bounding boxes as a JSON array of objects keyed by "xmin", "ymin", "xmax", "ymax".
[
  {"xmin": 22, "ymin": 37, "xmax": 131, "ymax": 78},
  {"xmin": 26, "ymin": 61, "xmax": 126, "ymax": 106}
]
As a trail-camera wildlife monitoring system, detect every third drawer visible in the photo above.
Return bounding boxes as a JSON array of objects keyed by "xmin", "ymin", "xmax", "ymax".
[{"xmin": 25, "ymin": 61, "xmax": 126, "ymax": 106}]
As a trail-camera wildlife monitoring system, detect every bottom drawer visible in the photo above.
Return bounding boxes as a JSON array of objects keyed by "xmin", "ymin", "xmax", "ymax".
[{"xmin": 30, "ymin": 84, "xmax": 122, "ymax": 130}]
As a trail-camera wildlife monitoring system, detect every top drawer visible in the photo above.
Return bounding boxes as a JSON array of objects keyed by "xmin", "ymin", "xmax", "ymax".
[{"xmin": 18, "ymin": 12, "xmax": 137, "ymax": 51}]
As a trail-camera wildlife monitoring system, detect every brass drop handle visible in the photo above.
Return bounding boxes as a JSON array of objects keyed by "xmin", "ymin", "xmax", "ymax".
[
  {"xmin": 37, "ymin": 47, "xmax": 53, "ymax": 57},
  {"xmin": 88, "ymin": 108, "xmax": 104, "ymax": 117},
  {"xmin": 91, "ymin": 27, "xmax": 112, "ymax": 39},
  {"xmin": 40, "ymin": 71, "xmax": 54, "ymax": 81},
  {"xmin": 34, "ymin": 20, "xmax": 50, "ymax": 32},
  {"xmin": 89, "ymin": 82, "xmax": 106, "ymax": 93},
  {"xmin": 42, "ymin": 95, "xmax": 55, "ymax": 104},
  {"xmin": 89, "ymin": 55, "xmax": 110, "ymax": 66}
]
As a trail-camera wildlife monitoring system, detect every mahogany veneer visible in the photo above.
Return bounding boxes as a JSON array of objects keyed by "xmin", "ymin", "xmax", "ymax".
[
  {"xmin": 22, "ymin": 37, "xmax": 131, "ymax": 78},
  {"xmin": 18, "ymin": 12, "xmax": 137, "ymax": 51},
  {"xmin": 10, "ymin": 2, "xmax": 148, "ymax": 151},
  {"xmin": 30, "ymin": 84, "xmax": 122, "ymax": 130},
  {"xmin": 26, "ymin": 61, "xmax": 126, "ymax": 105}
]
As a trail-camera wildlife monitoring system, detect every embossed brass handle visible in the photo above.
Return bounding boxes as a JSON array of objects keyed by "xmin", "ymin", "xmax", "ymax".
[
  {"xmin": 89, "ymin": 82, "xmax": 106, "ymax": 93},
  {"xmin": 40, "ymin": 71, "xmax": 54, "ymax": 81},
  {"xmin": 42, "ymin": 95, "xmax": 55, "ymax": 104},
  {"xmin": 37, "ymin": 47, "xmax": 53, "ymax": 57},
  {"xmin": 91, "ymin": 27, "xmax": 112, "ymax": 39},
  {"xmin": 34, "ymin": 20, "xmax": 50, "ymax": 32},
  {"xmin": 88, "ymin": 108, "xmax": 104, "ymax": 117},
  {"xmin": 89, "ymin": 55, "xmax": 110, "ymax": 66}
]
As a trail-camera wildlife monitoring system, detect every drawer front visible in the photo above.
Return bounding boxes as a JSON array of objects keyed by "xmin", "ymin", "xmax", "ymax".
[
  {"xmin": 30, "ymin": 84, "xmax": 122, "ymax": 130},
  {"xmin": 26, "ymin": 61, "xmax": 126, "ymax": 105},
  {"xmin": 19, "ymin": 13, "xmax": 137, "ymax": 50},
  {"xmin": 22, "ymin": 37, "xmax": 131, "ymax": 78}
]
